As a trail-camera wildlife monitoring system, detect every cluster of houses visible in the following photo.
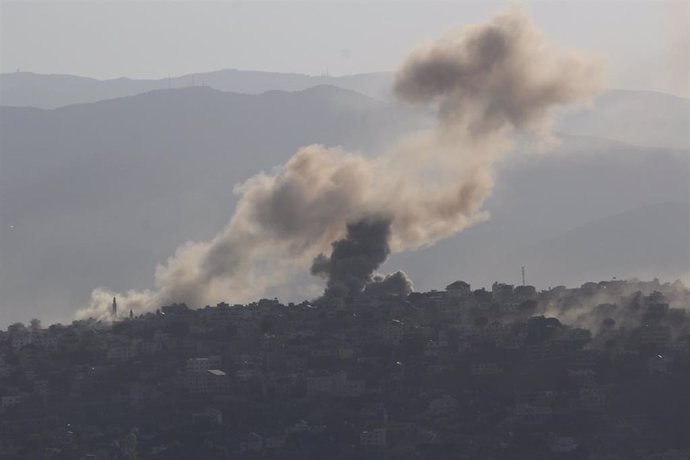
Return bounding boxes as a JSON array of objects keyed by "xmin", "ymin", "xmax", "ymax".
[{"xmin": 1, "ymin": 278, "xmax": 689, "ymax": 459}]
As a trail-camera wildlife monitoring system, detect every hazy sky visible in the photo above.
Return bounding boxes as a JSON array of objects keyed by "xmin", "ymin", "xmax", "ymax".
[{"xmin": 1, "ymin": 1, "xmax": 688, "ymax": 97}]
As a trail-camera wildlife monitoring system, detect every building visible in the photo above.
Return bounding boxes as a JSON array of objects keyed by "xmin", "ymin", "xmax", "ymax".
[
  {"xmin": 492, "ymin": 283, "xmax": 514, "ymax": 302},
  {"xmin": 548, "ymin": 436, "xmax": 579, "ymax": 454},
  {"xmin": 192, "ymin": 408, "xmax": 223, "ymax": 425},
  {"xmin": 429, "ymin": 394, "xmax": 457, "ymax": 415},
  {"xmin": 1, "ymin": 394, "xmax": 25, "ymax": 409},
  {"xmin": 648, "ymin": 354, "xmax": 674, "ymax": 375},
  {"xmin": 361, "ymin": 428, "xmax": 387, "ymax": 447},
  {"xmin": 446, "ymin": 281, "xmax": 471, "ymax": 298}
]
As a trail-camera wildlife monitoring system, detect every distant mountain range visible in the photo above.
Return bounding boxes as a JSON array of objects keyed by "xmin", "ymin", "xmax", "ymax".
[
  {"xmin": 0, "ymin": 75, "xmax": 688, "ymax": 326},
  {"xmin": 0, "ymin": 69, "xmax": 394, "ymax": 109},
  {"xmin": 2, "ymin": 69, "xmax": 688, "ymax": 150}
]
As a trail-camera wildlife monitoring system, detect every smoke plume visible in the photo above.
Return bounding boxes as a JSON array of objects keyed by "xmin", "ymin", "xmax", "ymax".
[
  {"xmin": 393, "ymin": 9, "xmax": 601, "ymax": 139},
  {"xmin": 364, "ymin": 271, "xmax": 414, "ymax": 298},
  {"xmin": 76, "ymin": 9, "xmax": 602, "ymax": 320},
  {"xmin": 311, "ymin": 217, "xmax": 392, "ymax": 298}
]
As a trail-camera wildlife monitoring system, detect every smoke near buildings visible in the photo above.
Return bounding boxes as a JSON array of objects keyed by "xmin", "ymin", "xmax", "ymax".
[
  {"xmin": 76, "ymin": 9, "xmax": 602, "ymax": 320},
  {"xmin": 311, "ymin": 217, "xmax": 393, "ymax": 298}
]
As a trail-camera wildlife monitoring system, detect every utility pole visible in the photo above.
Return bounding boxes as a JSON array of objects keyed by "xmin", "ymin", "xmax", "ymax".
[{"xmin": 521, "ymin": 266, "xmax": 526, "ymax": 286}]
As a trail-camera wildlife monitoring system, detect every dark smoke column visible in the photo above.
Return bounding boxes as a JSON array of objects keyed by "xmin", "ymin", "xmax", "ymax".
[{"xmin": 311, "ymin": 217, "xmax": 392, "ymax": 298}]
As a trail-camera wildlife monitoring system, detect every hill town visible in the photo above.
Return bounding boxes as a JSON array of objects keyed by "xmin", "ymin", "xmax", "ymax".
[{"xmin": 1, "ymin": 278, "xmax": 689, "ymax": 459}]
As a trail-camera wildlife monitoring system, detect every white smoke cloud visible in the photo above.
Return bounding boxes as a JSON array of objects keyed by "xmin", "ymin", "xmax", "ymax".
[{"xmin": 76, "ymin": 9, "xmax": 602, "ymax": 320}]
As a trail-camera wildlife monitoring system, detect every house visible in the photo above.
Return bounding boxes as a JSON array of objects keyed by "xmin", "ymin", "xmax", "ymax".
[
  {"xmin": 648, "ymin": 354, "xmax": 674, "ymax": 375},
  {"xmin": 260, "ymin": 334, "xmax": 280, "ymax": 350},
  {"xmin": 645, "ymin": 450, "xmax": 690, "ymax": 460},
  {"xmin": 310, "ymin": 347, "xmax": 338, "ymax": 358},
  {"xmin": 10, "ymin": 332, "xmax": 33, "ymax": 351},
  {"xmin": 424, "ymin": 339, "xmax": 450, "ymax": 357},
  {"xmin": 236, "ymin": 368, "xmax": 261, "ymax": 381},
  {"xmin": 471, "ymin": 362, "xmax": 504, "ymax": 376},
  {"xmin": 192, "ymin": 408, "xmax": 223, "ymax": 425},
  {"xmin": 161, "ymin": 303, "xmax": 191, "ymax": 316},
  {"xmin": 513, "ymin": 285, "xmax": 537, "ymax": 302},
  {"xmin": 206, "ymin": 369, "xmax": 230, "ymax": 394},
  {"xmin": 186, "ymin": 356, "xmax": 222, "ymax": 373},
  {"xmin": 32, "ymin": 333, "xmax": 59, "ymax": 352},
  {"xmin": 107, "ymin": 340, "xmax": 135, "ymax": 361},
  {"xmin": 446, "ymin": 281, "xmax": 471, "ymax": 298},
  {"xmin": 380, "ymin": 320, "xmax": 404, "ymax": 346},
  {"xmin": 241, "ymin": 432, "xmax": 263, "ymax": 453},
  {"xmin": 32, "ymin": 379, "xmax": 50, "ymax": 399},
  {"xmin": 306, "ymin": 371, "xmax": 364, "ymax": 398},
  {"xmin": 577, "ymin": 387, "xmax": 606, "ymax": 411},
  {"xmin": 338, "ymin": 346, "xmax": 355, "ymax": 359},
  {"xmin": 492, "ymin": 283, "xmax": 514, "ymax": 302},
  {"xmin": 429, "ymin": 394, "xmax": 457, "ymax": 415},
  {"xmin": 184, "ymin": 356, "xmax": 229, "ymax": 393},
  {"xmin": 139, "ymin": 339, "xmax": 162, "ymax": 355},
  {"xmin": 266, "ymin": 375, "xmax": 298, "ymax": 396},
  {"xmin": 500, "ymin": 334, "xmax": 525, "ymax": 350},
  {"xmin": 640, "ymin": 325, "xmax": 671, "ymax": 348},
  {"xmin": 473, "ymin": 288, "xmax": 493, "ymax": 306},
  {"xmin": 514, "ymin": 403, "xmax": 552, "ymax": 424},
  {"xmin": 336, "ymin": 379, "xmax": 365, "ymax": 398},
  {"xmin": 306, "ymin": 374, "xmax": 335, "ymax": 396},
  {"xmin": 1, "ymin": 394, "xmax": 26, "ymax": 409},
  {"xmin": 548, "ymin": 436, "xmax": 579, "ymax": 454},
  {"xmin": 265, "ymin": 437, "xmax": 286, "ymax": 449},
  {"xmin": 360, "ymin": 428, "xmax": 387, "ymax": 447},
  {"xmin": 0, "ymin": 360, "xmax": 16, "ymax": 378},
  {"xmin": 481, "ymin": 322, "xmax": 507, "ymax": 343},
  {"xmin": 128, "ymin": 382, "xmax": 161, "ymax": 403}
]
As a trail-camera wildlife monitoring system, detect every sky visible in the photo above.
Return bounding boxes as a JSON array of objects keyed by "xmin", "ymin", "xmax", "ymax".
[{"xmin": 1, "ymin": 0, "xmax": 689, "ymax": 98}]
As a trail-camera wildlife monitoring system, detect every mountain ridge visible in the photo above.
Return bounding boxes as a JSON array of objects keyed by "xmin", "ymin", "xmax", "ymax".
[{"xmin": 0, "ymin": 69, "xmax": 394, "ymax": 109}]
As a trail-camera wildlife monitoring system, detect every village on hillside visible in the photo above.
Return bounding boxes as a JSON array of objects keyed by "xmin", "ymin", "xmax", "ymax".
[{"xmin": 1, "ymin": 278, "xmax": 689, "ymax": 459}]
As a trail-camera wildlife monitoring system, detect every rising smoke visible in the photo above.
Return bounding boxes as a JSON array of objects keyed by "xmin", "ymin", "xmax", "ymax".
[
  {"xmin": 364, "ymin": 271, "xmax": 414, "ymax": 298},
  {"xmin": 77, "ymin": 9, "xmax": 602, "ymax": 320},
  {"xmin": 311, "ymin": 216, "xmax": 393, "ymax": 298}
]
